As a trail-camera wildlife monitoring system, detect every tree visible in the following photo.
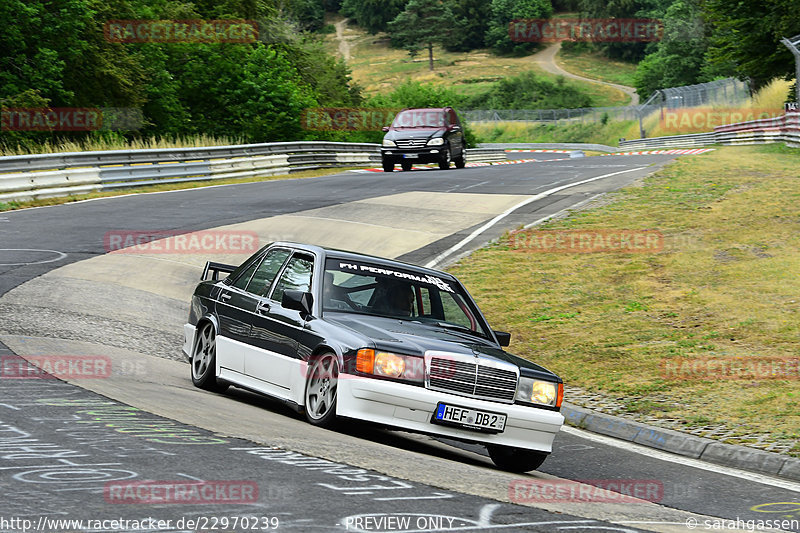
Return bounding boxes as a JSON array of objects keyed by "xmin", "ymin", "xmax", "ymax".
[
  {"xmin": 575, "ymin": 0, "xmax": 668, "ymax": 61},
  {"xmin": 443, "ymin": 0, "xmax": 492, "ymax": 52},
  {"xmin": 341, "ymin": 0, "xmax": 408, "ymax": 34},
  {"xmin": 0, "ymin": 0, "xmax": 149, "ymax": 108},
  {"xmin": 703, "ymin": 0, "xmax": 798, "ymax": 91},
  {"xmin": 633, "ymin": 0, "xmax": 713, "ymax": 97},
  {"xmin": 388, "ymin": 0, "xmax": 454, "ymax": 70},
  {"xmin": 0, "ymin": 0, "xmax": 367, "ymax": 148},
  {"xmin": 485, "ymin": 0, "xmax": 552, "ymax": 55}
]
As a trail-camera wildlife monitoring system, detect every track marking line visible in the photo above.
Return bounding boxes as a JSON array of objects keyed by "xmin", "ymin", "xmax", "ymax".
[
  {"xmin": 424, "ymin": 167, "xmax": 647, "ymax": 268},
  {"xmin": 561, "ymin": 426, "xmax": 800, "ymax": 493}
]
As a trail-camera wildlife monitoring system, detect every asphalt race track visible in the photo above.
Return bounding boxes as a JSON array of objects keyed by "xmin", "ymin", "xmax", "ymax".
[{"xmin": 1, "ymin": 153, "xmax": 799, "ymax": 533}]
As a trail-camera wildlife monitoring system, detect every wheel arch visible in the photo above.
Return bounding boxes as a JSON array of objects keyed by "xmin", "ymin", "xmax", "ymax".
[
  {"xmin": 190, "ymin": 314, "xmax": 219, "ymax": 360},
  {"xmin": 309, "ymin": 343, "xmax": 340, "ymax": 364}
]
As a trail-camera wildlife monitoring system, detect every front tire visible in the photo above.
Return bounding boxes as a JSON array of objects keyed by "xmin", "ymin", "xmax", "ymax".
[
  {"xmin": 454, "ymin": 146, "xmax": 466, "ymax": 168},
  {"xmin": 487, "ymin": 445, "xmax": 548, "ymax": 472},
  {"xmin": 304, "ymin": 353, "xmax": 339, "ymax": 428},
  {"xmin": 438, "ymin": 147, "xmax": 451, "ymax": 170},
  {"xmin": 382, "ymin": 161, "xmax": 394, "ymax": 172},
  {"xmin": 191, "ymin": 322, "xmax": 228, "ymax": 393}
]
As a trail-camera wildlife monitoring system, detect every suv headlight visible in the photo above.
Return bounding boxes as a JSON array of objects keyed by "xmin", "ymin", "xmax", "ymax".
[
  {"xmin": 382, "ymin": 139, "xmax": 396, "ymax": 147},
  {"xmin": 427, "ymin": 137, "xmax": 445, "ymax": 146},
  {"xmin": 516, "ymin": 378, "xmax": 563, "ymax": 407}
]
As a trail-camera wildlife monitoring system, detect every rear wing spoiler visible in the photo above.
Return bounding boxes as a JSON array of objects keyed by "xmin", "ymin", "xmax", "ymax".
[{"xmin": 201, "ymin": 261, "xmax": 237, "ymax": 281}]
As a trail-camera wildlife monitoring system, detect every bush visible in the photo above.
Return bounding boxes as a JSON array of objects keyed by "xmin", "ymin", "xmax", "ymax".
[{"xmin": 465, "ymin": 70, "xmax": 593, "ymax": 109}]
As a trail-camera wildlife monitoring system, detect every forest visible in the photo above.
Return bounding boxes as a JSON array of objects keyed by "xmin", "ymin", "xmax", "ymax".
[{"xmin": 1, "ymin": 0, "xmax": 797, "ymax": 149}]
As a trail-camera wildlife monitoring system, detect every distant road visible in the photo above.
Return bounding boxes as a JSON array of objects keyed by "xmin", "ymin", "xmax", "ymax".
[
  {"xmin": 533, "ymin": 42, "xmax": 640, "ymax": 105},
  {"xmin": 335, "ymin": 18, "xmax": 352, "ymax": 61}
]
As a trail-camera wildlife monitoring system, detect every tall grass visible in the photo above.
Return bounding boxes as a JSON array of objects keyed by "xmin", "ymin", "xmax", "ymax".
[
  {"xmin": 472, "ymin": 120, "xmax": 639, "ymax": 146},
  {"xmin": 0, "ymin": 134, "xmax": 246, "ymax": 157},
  {"xmin": 748, "ymin": 78, "xmax": 793, "ymax": 109}
]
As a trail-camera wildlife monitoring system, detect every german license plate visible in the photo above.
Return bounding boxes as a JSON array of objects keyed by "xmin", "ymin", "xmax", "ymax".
[
  {"xmin": 432, "ymin": 402, "xmax": 506, "ymax": 433},
  {"xmin": 402, "ymin": 154, "xmax": 418, "ymax": 158}
]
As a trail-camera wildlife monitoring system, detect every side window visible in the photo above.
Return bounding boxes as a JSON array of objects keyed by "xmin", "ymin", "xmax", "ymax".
[
  {"xmin": 271, "ymin": 255, "xmax": 314, "ymax": 303},
  {"xmin": 441, "ymin": 292, "xmax": 476, "ymax": 330},
  {"xmin": 231, "ymin": 257, "xmax": 260, "ymax": 291},
  {"xmin": 413, "ymin": 287, "xmax": 432, "ymax": 317},
  {"xmin": 447, "ymin": 109, "xmax": 458, "ymax": 126},
  {"xmin": 245, "ymin": 249, "xmax": 291, "ymax": 296}
]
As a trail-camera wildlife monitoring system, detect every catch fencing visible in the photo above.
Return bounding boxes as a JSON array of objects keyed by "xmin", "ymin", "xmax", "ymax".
[{"xmin": 463, "ymin": 78, "xmax": 750, "ymax": 126}]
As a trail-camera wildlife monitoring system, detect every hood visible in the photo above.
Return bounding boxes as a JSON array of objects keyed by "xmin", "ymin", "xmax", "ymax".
[
  {"xmin": 324, "ymin": 313, "xmax": 559, "ymax": 380},
  {"xmin": 383, "ymin": 128, "xmax": 445, "ymax": 143}
]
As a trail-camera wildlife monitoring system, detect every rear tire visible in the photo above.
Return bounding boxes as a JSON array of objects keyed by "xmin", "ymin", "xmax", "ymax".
[
  {"xmin": 191, "ymin": 322, "xmax": 228, "ymax": 393},
  {"xmin": 304, "ymin": 353, "xmax": 339, "ymax": 428},
  {"xmin": 438, "ymin": 147, "xmax": 451, "ymax": 170},
  {"xmin": 401, "ymin": 160, "xmax": 412, "ymax": 171},
  {"xmin": 382, "ymin": 161, "xmax": 394, "ymax": 172},
  {"xmin": 487, "ymin": 445, "xmax": 548, "ymax": 472}
]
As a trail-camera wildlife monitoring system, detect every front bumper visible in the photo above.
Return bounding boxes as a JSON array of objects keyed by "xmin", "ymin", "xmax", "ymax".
[
  {"xmin": 182, "ymin": 323, "xmax": 195, "ymax": 362},
  {"xmin": 381, "ymin": 147, "xmax": 447, "ymax": 165},
  {"xmin": 337, "ymin": 375, "xmax": 564, "ymax": 452}
]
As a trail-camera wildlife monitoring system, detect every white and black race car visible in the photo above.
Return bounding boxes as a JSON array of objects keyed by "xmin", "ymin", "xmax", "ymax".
[{"xmin": 183, "ymin": 242, "xmax": 564, "ymax": 472}]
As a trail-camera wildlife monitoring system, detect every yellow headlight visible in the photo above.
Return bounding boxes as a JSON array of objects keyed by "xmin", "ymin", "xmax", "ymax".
[
  {"xmin": 375, "ymin": 351, "xmax": 406, "ymax": 378},
  {"xmin": 530, "ymin": 381, "xmax": 557, "ymax": 405}
]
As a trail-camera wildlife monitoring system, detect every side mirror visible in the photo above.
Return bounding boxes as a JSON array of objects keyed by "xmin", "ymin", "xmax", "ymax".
[
  {"xmin": 450, "ymin": 125, "xmax": 461, "ymax": 132},
  {"xmin": 494, "ymin": 330, "xmax": 511, "ymax": 347},
  {"xmin": 282, "ymin": 290, "xmax": 313, "ymax": 316},
  {"xmin": 382, "ymin": 126, "xmax": 390, "ymax": 132}
]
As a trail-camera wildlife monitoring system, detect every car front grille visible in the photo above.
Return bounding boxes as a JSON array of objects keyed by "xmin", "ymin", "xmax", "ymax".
[
  {"xmin": 395, "ymin": 139, "xmax": 427, "ymax": 148},
  {"xmin": 427, "ymin": 354, "xmax": 518, "ymax": 403}
]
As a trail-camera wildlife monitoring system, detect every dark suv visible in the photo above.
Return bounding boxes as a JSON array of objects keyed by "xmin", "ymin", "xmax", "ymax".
[{"xmin": 381, "ymin": 107, "xmax": 467, "ymax": 172}]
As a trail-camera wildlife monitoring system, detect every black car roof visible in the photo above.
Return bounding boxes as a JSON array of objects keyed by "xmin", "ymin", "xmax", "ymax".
[{"xmin": 271, "ymin": 241, "xmax": 457, "ymax": 281}]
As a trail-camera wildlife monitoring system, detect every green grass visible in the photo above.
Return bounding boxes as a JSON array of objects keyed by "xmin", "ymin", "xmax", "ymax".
[
  {"xmin": 448, "ymin": 144, "xmax": 800, "ymax": 450},
  {"xmin": 326, "ymin": 16, "xmax": 630, "ymax": 108},
  {"xmin": 556, "ymin": 47, "xmax": 638, "ymax": 88},
  {"xmin": 472, "ymin": 120, "xmax": 638, "ymax": 146}
]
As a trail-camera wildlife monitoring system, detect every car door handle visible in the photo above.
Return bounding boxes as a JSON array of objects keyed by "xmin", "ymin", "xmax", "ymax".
[
  {"xmin": 219, "ymin": 292, "xmax": 232, "ymax": 302},
  {"xmin": 256, "ymin": 302, "xmax": 270, "ymax": 314}
]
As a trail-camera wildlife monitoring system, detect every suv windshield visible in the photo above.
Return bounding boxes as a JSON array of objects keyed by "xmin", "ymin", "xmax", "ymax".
[
  {"xmin": 322, "ymin": 258, "xmax": 489, "ymax": 339},
  {"xmin": 392, "ymin": 109, "xmax": 445, "ymax": 128}
]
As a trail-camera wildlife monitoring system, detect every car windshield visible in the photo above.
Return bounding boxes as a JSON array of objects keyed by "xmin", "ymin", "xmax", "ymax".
[
  {"xmin": 323, "ymin": 258, "xmax": 489, "ymax": 339},
  {"xmin": 392, "ymin": 110, "xmax": 446, "ymax": 128}
]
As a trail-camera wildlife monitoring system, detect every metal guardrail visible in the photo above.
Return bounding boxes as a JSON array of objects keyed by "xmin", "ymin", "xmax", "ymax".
[
  {"xmin": 619, "ymin": 132, "xmax": 719, "ymax": 150},
  {"xmin": 0, "ymin": 142, "xmax": 507, "ymax": 203},
  {"xmin": 479, "ymin": 142, "xmax": 618, "ymax": 152},
  {"xmin": 620, "ymin": 112, "xmax": 800, "ymax": 150}
]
